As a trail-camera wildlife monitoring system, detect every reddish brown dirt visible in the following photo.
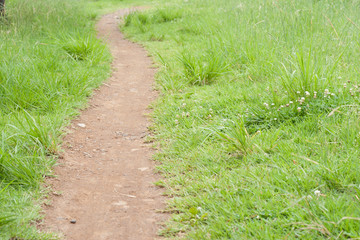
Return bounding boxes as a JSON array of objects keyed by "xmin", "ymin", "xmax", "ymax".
[{"xmin": 42, "ymin": 8, "xmax": 167, "ymax": 240}]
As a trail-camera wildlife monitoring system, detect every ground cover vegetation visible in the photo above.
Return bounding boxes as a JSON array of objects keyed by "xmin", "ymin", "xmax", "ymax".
[
  {"xmin": 0, "ymin": 0, "xmax": 114, "ymax": 238},
  {"xmin": 122, "ymin": 0, "xmax": 360, "ymax": 238},
  {"xmin": 86, "ymin": 0, "xmax": 153, "ymax": 16}
]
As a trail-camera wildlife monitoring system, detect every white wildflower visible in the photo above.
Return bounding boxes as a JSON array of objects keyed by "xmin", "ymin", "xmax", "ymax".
[
  {"xmin": 297, "ymin": 107, "xmax": 301, "ymax": 112},
  {"xmin": 324, "ymin": 89, "xmax": 330, "ymax": 97}
]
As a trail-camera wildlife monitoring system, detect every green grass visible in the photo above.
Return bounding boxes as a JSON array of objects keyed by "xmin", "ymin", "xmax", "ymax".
[
  {"xmin": 0, "ymin": 0, "xmax": 113, "ymax": 238},
  {"xmin": 85, "ymin": 0, "xmax": 154, "ymax": 16},
  {"xmin": 122, "ymin": 0, "xmax": 360, "ymax": 239},
  {"xmin": 1, "ymin": 0, "xmax": 359, "ymax": 238}
]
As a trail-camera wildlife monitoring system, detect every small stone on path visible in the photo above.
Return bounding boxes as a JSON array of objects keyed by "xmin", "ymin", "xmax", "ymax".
[{"xmin": 138, "ymin": 167, "xmax": 149, "ymax": 172}]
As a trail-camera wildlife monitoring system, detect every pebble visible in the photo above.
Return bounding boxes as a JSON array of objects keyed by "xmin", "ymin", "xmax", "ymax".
[
  {"xmin": 70, "ymin": 219, "xmax": 77, "ymax": 224},
  {"xmin": 138, "ymin": 167, "xmax": 149, "ymax": 172}
]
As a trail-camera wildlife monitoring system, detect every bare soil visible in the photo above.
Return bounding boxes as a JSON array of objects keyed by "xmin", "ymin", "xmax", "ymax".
[{"xmin": 42, "ymin": 8, "xmax": 167, "ymax": 240}]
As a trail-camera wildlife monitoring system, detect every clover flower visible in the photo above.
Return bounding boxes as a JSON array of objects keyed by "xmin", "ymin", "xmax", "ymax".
[
  {"xmin": 297, "ymin": 107, "xmax": 301, "ymax": 112},
  {"xmin": 324, "ymin": 89, "xmax": 330, "ymax": 97},
  {"xmin": 299, "ymin": 97, "xmax": 305, "ymax": 105},
  {"xmin": 305, "ymin": 91, "xmax": 310, "ymax": 96}
]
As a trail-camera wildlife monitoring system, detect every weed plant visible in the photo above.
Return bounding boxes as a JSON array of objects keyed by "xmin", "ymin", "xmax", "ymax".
[
  {"xmin": 0, "ymin": 0, "xmax": 111, "ymax": 238},
  {"xmin": 123, "ymin": 0, "xmax": 360, "ymax": 238}
]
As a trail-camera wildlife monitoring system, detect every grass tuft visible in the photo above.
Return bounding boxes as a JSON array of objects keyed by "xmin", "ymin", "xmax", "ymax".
[{"xmin": 178, "ymin": 50, "xmax": 228, "ymax": 85}]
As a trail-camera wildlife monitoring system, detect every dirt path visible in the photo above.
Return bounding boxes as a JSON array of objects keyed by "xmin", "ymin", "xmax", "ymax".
[{"xmin": 43, "ymin": 8, "xmax": 167, "ymax": 240}]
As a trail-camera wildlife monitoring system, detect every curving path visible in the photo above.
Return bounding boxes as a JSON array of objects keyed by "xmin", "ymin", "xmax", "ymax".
[{"xmin": 43, "ymin": 8, "xmax": 167, "ymax": 240}]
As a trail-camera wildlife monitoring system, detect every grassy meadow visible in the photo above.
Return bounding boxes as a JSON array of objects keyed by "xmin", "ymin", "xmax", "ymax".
[
  {"xmin": 122, "ymin": 0, "xmax": 360, "ymax": 239},
  {"xmin": 0, "ymin": 0, "xmax": 114, "ymax": 238},
  {"xmin": 1, "ymin": 0, "xmax": 360, "ymax": 239}
]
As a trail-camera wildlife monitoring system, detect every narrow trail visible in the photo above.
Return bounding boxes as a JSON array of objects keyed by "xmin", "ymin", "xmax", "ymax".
[{"xmin": 43, "ymin": 9, "xmax": 167, "ymax": 240}]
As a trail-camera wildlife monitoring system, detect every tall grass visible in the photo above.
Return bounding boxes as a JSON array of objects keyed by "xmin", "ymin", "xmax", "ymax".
[
  {"xmin": 123, "ymin": 0, "xmax": 360, "ymax": 238},
  {"xmin": 0, "ymin": 0, "xmax": 110, "ymax": 238}
]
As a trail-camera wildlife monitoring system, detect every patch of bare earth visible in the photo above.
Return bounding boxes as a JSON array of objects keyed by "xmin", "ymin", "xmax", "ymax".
[{"xmin": 41, "ymin": 8, "xmax": 167, "ymax": 240}]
